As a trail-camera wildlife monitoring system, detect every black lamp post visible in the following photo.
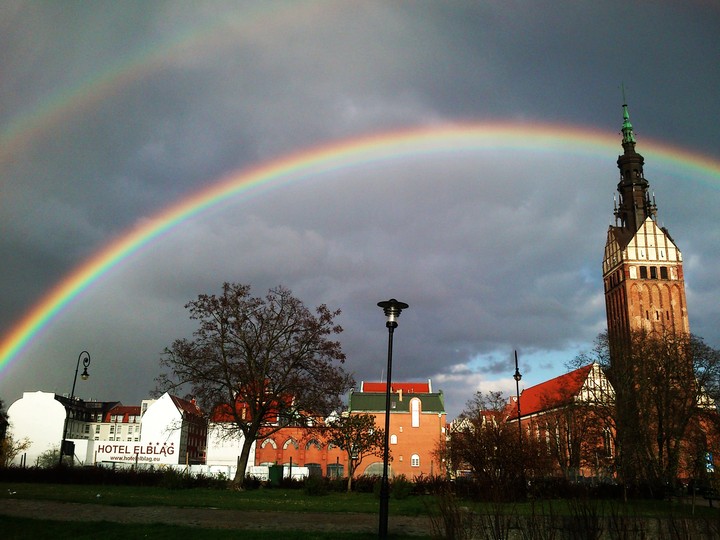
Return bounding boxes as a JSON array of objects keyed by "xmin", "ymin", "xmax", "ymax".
[
  {"xmin": 58, "ymin": 351, "xmax": 90, "ymax": 466},
  {"xmin": 513, "ymin": 350, "xmax": 522, "ymax": 447},
  {"xmin": 377, "ymin": 298, "xmax": 408, "ymax": 540}
]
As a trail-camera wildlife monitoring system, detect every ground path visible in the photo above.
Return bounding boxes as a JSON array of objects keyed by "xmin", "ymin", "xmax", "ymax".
[{"xmin": 0, "ymin": 498, "xmax": 433, "ymax": 535}]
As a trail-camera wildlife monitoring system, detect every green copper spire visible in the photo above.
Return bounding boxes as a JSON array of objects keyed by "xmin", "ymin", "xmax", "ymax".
[
  {"xmin": 621, "ymin": 103, "xmax": 636, "ymax": 144},
  {"xmin": 620, "ymin": 84, "xmax": 636, "ymax": 145}
]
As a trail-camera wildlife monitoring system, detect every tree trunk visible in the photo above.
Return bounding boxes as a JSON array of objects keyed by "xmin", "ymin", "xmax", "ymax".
[
  {"xmin": 232, "ymin": 433, "xmax": 256, "ymax": 488},
  {"xmin": 346, "ymin": 460, "xmax": 354, "ymax": 492}
]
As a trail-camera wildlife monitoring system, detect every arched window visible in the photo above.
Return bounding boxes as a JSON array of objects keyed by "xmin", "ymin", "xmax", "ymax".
[
  {"xmin": 305, "ymin": 439, "xmax": 322, "ymax": 451},
  {"xmin": 283, "ymin": 438, "xmax": 299, "ymax": 450},
  {"xmin": 411, "ymin": 454, "xmax": 420, "ymax": 467},
  {"xmin": 390, "ymin": 434, "xmax": 397, "ymax": 445},
  {"xmin": 261, "ymin": 438, "xmax": 277, "ymax": 449},
  {"xmin": 411, "ymin": 398, "xmax": 421, "ymax": 428}
]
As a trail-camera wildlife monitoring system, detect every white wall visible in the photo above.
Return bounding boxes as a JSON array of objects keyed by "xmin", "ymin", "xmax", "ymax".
[
  {"xmin": 7, "ymin": 391, "xmax": 66, "ymax": 466},
  {"xmin": 206, "ymin": 423, "xmax": 253, "ymax": 466}
]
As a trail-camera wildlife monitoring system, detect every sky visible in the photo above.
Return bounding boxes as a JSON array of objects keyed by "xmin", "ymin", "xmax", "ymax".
[{"xmin": 1, "ymin": 1, "xmax": 719, "ymax": 420}]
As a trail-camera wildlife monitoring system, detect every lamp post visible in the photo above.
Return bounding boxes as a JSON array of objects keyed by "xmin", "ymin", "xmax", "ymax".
[
  {"xmin": 513, "ymin": 350, "xmax": 522, "ymax": 447},
  {"xmin": 58, "ymin": 351, "xmax": 91, "ymax": 466},
  {"xmin": 377, "ymin": 298, "xmax": 408, "ymax": 540}
]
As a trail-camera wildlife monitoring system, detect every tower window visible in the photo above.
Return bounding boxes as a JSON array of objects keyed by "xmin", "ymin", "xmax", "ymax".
[
  {"xmin": 650, "ymin": 267, "xmax": 657, "ymax": 279},
  {"xmin": 639, "ymin": 266, "xmax": 648, "ymax": 279},
  {"xmin": 660, "ymin": 267, "xmax": 668, "ymax": 279}
]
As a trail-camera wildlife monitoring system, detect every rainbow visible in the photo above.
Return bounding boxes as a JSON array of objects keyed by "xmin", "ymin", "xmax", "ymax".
[{"xmin": 1, "ymin": 122, "xmax": 719, "ymax": 374}]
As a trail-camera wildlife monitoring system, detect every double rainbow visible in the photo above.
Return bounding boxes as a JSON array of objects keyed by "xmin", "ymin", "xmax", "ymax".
[{"xmin": 1, "ymin": 122, "xmax": 720, "ymax": 375}]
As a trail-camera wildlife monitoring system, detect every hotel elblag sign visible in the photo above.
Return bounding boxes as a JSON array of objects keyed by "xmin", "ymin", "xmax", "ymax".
[{"xmin": 96, "ymin": 442, "xmax": 176, "ymax": 463}]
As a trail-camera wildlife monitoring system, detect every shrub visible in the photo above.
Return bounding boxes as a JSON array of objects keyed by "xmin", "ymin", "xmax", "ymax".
[
  {"xmin": 304, "ymin": 475, "xmax": 329, "ymax": 496},
  {"xmin": 391, "ymin": 475, "xmax": 413, "ymax": 500}
]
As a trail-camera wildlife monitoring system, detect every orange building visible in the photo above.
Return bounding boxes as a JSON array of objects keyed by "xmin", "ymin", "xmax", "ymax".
[
  {"xmin": 254, "ymin": 425, "xmax": 347, "ymax": 478},
  {"xmin": 348, "ymin": 380, "xmax": 446, "ymax": 479}
]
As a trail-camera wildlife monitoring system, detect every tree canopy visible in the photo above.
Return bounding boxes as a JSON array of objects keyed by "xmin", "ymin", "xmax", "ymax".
[{"xmin": 157, "ymin": 283, "xmax": 354, "ymax": 486}]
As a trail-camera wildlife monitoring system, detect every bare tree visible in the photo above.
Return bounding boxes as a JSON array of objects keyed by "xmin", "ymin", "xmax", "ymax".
[
  {"xmin": 325, "ymin": 413, "xmax": 385, "ymax": 492},
  {"xmin": 156, "ymin": 283, "xmax": 354, "ymax": 487},
  {"xmin": 574, "ymin": 330, "xmax": 720, "ymax": 492},
  {"xmin": 449, "ymin": 391, "xmax": 542, "ymax": 499}
]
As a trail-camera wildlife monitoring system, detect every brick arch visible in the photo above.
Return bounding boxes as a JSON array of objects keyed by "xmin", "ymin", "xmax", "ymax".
[
  {"xmin": 305, "ymin": 438, "xmax": 322, "ymax": 451},
  {"xmin": 261, "ymin": 438, "xmax": 277, "ymax": 449},
  {"xmin": 283, "ymin": 438, "xmax": 299, "ymax": 450}
]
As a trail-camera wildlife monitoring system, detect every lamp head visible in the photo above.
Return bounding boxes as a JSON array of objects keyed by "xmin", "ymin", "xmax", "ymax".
[
  {"xmin": 513, "ymin": 369, "xmax": 522, "ymax": 383},
  {"xmin": 377, "ymin": 299, "xmax": 409, "ymax": 327},
  {"xmin": 79, "ymin": 351, "xmax": 91, "ymax": 381}
]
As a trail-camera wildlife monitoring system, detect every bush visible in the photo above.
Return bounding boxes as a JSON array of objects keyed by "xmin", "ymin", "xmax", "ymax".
[
  {"xmin": 391, "ymin": 474, "xmax": 413, "ymax": 500},
  {"xmin": 304, "ymin": 475, "xmax": 329, "ymax": 496}
]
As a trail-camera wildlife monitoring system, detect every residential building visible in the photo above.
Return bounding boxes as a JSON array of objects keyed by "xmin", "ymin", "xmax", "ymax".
[
  {"xmin": 6, "ymin": 391, "xmax": 206, "ymax": 467},
  {"xmin": 348, "ymin": 380, "xmax": 446, "ymax": 478}
]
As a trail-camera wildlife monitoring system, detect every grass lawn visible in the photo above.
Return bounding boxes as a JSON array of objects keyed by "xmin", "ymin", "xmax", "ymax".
[
  {"xmin": 2, "ymin": 481, "xmax": 719, "ymax": 539},
  {"xmin": 2, "ymin": 481, "xmax": 719, "ymax": 519},
  {"xmin": 0, "ymin": 515, "xmax": 427, "ymax": 540},
  {"xmin": 0, "ymin": 481, "xmax": 427, "ymax": 515}
]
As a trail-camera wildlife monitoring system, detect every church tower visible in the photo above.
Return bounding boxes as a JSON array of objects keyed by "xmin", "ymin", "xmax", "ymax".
[{"xmin": 602, "ymin": 103, "xmax": 690, "ymax": 348}]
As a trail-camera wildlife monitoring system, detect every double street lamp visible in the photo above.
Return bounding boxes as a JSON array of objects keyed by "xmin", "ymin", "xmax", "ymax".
[
  {"xmin": 377, "ymin": 298, "xmax": 408, "ymax": 540},
  {"xmin": 58, "ymin": 351, "xmax": 91, "ymax": 466}
]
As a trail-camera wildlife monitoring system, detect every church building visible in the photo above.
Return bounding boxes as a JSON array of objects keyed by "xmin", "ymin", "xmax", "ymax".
[{"xmin": 602, "ymin": 102, "xmax": 690, "ymax": 347}]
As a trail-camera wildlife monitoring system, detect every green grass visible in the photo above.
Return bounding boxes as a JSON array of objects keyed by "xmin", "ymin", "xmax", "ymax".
[
  {"xmin": 0, "ymin": 481, "xmax": 428, "ymax": 515},
  {"xmin": 0, "ymin": 515, "xmax": 424, "ymax": 540}
]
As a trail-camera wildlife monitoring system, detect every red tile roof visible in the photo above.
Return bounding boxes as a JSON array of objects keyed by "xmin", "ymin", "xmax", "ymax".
[
  {"xmin": 360, "ymin": 381, "xmax": 431, "ymax": 393},
  {"xmin": 510, "ymin": 364, "xmax": 595, "ymax": 419},
  {"xmin": 169, "ymin": 395, "xmax": 203, "ymax": 417},
  {"xmin": 104, "ymin": 405, "xmax": 141, "ymax": 423}
]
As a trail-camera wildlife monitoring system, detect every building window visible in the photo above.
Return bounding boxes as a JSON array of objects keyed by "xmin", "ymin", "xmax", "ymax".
[
  {"xmin": 95, "ymin": 425, "xmax": 100, "ymax": 433},
  {"xmin": 411, "ymin": 454, "xmax": 420, "ymax": 467},
  {"xmin": 650, "ymin": 266, "xmax": 657, "ymax": 279},
  {"xmin": 390, "ymin": 434, "xmax": 397, "ymax": 445},
  {"xmin": 639, "ymin": 266, "xmax": 648, "ymax": 279},
  {"xmin": 411, "ymin": 398, "xmax": 421, "ymax": 428},
  {"xmin": 660, "ymin": 266, "xmax": 668, "ymax": 279}
]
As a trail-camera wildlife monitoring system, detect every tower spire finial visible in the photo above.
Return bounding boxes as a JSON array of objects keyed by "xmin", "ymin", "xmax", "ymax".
[{"xmin": 621, "ymin": 83, "xmax": 636, "ymax": 145}]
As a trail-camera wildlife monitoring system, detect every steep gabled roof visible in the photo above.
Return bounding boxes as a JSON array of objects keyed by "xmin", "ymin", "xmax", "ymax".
[
  {"xmin": 169, "ymin": 395, "xmax": 203, "ymax": 418},
  {"xmin": 510, "ymin": 364, "xmax": 595, "ymax": 419}
]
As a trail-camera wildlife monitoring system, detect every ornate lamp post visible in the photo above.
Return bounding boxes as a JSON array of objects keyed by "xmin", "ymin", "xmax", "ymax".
[
  {"xmin": 377, "ymin": 298, "xmax": 408, "ymax": 540},
  {"xmin": 513, "ymin": 350, "xmax": 522, "ymax": 446},
  {"xmin": 58, "ymin": 351, "xmax": 91, "ymax": 466}
]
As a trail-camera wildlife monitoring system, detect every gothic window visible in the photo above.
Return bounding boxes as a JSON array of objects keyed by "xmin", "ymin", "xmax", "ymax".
[
  {"xmin": 283, "ymin": 438, "xmax": 299, "ymax": 450},
  {"xmin": 261, "ymin": 438, "xmax": 277, "ymax": 449},
  {"xmin": 305, "ymin": 439, "xmax": 322, "ymax": 451},
  {"xmin": 411, "ymin": 454, "xmax": 420, "ymax": 467}
]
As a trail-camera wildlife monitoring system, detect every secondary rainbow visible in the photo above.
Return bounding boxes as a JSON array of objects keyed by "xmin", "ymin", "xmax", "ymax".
[{"xmin": 1, "ymin": 122, "xmax": 719, "ymax": 374}]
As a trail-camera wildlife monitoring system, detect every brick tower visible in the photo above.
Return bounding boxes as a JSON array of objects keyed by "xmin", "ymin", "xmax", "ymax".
[{"xmin": 602, "ymin": 103, "xmax": 690, "ymax": 351}]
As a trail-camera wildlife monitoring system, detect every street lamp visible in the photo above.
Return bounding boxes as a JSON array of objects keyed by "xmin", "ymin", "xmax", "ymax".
[
  {"xmin": 377, "ymin": 298, "xmax": 408, "ymax": 540},
  {"xmin": 513, "ymin": 350, "xmax": 522, "ymax": 446},
  {"xmin": 58, "ymin": 351, "xmax": 91, "ymax": 466}
]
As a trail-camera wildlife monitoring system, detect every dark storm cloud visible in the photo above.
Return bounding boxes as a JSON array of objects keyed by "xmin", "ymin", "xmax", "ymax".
[{"xmin": 1, "ymin": 1, "xmax": 719, "ymax": 418}]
